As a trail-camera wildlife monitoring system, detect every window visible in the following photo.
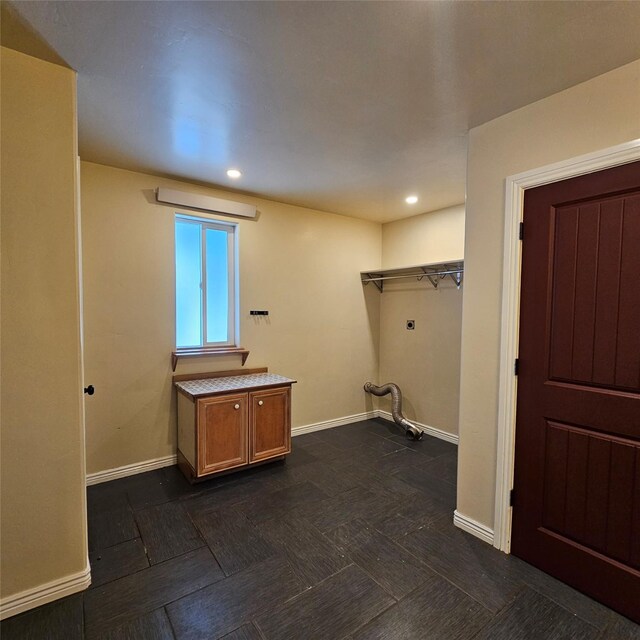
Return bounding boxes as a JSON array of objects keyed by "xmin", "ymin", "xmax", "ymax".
[{"xmin": 175, "ymin": 215, "xmax": 237, "ymax": 349}]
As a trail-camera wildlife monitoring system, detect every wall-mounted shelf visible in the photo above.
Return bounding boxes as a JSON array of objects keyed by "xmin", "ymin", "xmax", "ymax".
[
  {"xmin": 361, "ymin": 260, "xmax": 464, "ymax": 292},
  {"xmin": 171, "ymin": 347, "xmax": 250, "ymax": 371}
]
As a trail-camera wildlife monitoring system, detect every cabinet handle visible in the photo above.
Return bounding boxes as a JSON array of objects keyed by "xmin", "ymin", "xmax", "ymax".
[
  {"xmin": 258, "ymin": 400, "xmax": 264, "ymax": 406},
  {"xmin": 234, "ymin": 404, "xmax": 240, "ymax": 410}
]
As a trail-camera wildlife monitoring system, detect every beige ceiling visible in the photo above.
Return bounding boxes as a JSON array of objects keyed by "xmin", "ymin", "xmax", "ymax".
[{"xmin": 5, "ymin": 1, "xmax": 640, "ymax": 222}]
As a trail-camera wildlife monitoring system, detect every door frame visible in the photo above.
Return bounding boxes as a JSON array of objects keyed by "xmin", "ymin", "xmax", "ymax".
[{"xmin": 493, "ymin": 139, "xmax": 640, "ymax": 553}]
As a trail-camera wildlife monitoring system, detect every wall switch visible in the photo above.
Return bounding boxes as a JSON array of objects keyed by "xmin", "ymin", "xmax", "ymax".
[{"xmin": 406, "ymin": 320, "xmax": 415, "ymax": 330}]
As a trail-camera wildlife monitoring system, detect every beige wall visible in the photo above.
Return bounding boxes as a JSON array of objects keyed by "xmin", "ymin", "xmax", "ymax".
[
  {"xmin": 81, "ymin": 162, "xmax": 381, "ymax": 474},
  {"xmin": 378, "ymin": 281, "xmax": 463, "ymax": 435},
  {"xmin": 381, "ymin": 205, "xmax": 465, "ymax": 270},
  {"xmin": 458, "ymin": 59, "xmax": 640, "ymax": 528},
  {"xmin": 377, "ymin": 206, "xmax": 465, "ymax": 435},
  {"xmin": 0, "ymin": 48, "xmax": 87, "ymax": 607}
]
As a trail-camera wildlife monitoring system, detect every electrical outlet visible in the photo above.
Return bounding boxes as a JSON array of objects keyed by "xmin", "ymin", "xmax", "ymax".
[{"xmin": 406, "ymin": 320, "xmax": 415, "ymax": 330}]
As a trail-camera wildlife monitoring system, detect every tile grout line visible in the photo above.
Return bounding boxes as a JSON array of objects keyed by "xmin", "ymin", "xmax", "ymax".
[
  {"xmin": 163, "ymin": 605, "xmax": 179, "ymax": 640},
  {"xmin": 390, "ymin": 523, "xmax": 508, "ymax": 616},
  {"xmin": 85, "ymin": 547, "xmax": 226, "ymax": 624}
]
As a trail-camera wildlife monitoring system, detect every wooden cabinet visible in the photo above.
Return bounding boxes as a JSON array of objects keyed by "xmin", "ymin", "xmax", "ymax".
[
  {"xmin": 175, "ymin": 371, "xmax": 295, "ymax": 482},
  {"xmin": 197, "ymin": 393, "xmax": 248, "ymax": 475},
  {"xmin": 249, "ymin": 387, "xmax": 291, "ymax": 463}
]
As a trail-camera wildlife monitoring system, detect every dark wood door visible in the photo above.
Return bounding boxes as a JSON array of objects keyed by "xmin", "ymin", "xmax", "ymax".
[
  {"xmin": 249, "ymin": 387, "xmax": 291, "ymax": 463},
  {"xmin": 197, "ymin": 393, "xmax": 248, "ymax": 475},
  {"xmin": 512, "ymin": 160, "xmax": 640, "ymax": 623}
]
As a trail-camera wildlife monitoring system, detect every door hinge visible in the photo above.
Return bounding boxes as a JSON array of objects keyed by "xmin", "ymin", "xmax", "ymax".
[
  {"xmin": 519, "ymin": 222, "xmax": 524, "ymax": 240},
  {"xmin": 514, "ymin": 358, "xmax": 520, "ymax": 375},
  {"xmin": 510, "ymin": 489, "xmax": 515, "ymax": 507}
]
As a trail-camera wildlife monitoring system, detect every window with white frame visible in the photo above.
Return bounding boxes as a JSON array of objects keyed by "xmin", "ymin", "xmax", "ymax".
[{"xmin": 175, "ymin": 215, "xmax": 237, "ymax": 349}]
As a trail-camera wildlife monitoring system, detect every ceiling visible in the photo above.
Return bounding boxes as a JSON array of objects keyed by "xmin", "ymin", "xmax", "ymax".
[{"xmin": 5, "ymin": 1, "xmax": 640, "ymax": 223}]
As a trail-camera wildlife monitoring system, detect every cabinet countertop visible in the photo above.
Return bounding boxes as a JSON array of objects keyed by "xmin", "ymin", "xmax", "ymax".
[{"xmin": 175, "ymin": 373, "xmax": 296, "ymax": 399}]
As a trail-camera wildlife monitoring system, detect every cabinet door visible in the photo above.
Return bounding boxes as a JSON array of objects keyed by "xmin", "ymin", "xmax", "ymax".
[
  {"xmin": 249, "ymin": 387, "xmax": 291, "ymax": 463},
  {"xmin": 197, "ymin": 393, "xmax": 248, "ymax": 475}
]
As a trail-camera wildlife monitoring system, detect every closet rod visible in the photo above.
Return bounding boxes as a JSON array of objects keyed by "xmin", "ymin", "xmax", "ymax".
[{"xmin": 361, "ymin": 269, "xmax": 462, "ymax": 283}]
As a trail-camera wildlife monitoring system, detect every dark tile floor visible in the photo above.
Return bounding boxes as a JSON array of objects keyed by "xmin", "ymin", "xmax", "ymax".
[{"xmin": 3, "ymin": 418, "xmax": 638, "ymax": 639}]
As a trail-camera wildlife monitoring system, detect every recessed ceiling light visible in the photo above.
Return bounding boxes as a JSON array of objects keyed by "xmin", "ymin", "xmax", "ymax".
[
  {"xmin": 405, "ymin": 195, "xmax": 418, "ymax": 204},
  {"xmin": 226, "ymin": 168, "xmax": 242, "ymax": 179}
]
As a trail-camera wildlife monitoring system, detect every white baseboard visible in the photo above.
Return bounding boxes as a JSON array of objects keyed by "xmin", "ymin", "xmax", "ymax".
[
  {"xmin": 453, "ymin": 510, "xmax": 495, "ymax": 545},
  {"xmin": 87, "ymin": 413, "xmax": 376, "ymax": 486},
  {"xmin": 87, "ymin": 411, "xmax": 456, "ymax": 486},
  {"xmin": 375, "ymin": 411, "xmax": 459, "ymax": 444},
  {"xmin": 86, "ymin": 454, "xmax": 177, "ymax": 486},
  {"xmin": 0, "ymin": 562, "xmax": 91, "ymax": 620},
  {"xmin": 292, "ymin": 411, "xmax": 378, "ymax": 437}
]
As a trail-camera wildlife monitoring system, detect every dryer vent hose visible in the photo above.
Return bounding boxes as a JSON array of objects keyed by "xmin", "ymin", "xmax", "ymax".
[{"xmin": 364, "ymin": 382, "xmax": 424, "ymax": 441}]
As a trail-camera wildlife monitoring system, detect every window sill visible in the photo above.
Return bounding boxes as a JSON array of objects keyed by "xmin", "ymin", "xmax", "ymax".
[{"xmin": 171, "ymin": 347, "xmax": 250, "ymax": 371}]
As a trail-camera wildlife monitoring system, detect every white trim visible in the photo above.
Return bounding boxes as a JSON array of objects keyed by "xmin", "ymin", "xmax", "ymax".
[
  {"xmin": 86, "ymin": 454, "xmax": 177, "ymax": 486},
  {"xmin": 0, "ymin": 562, "xmax": 91, "ymax": 620},
  {"xmin": 453, "ymin": 510, "xmax": 495, "ymax": 545},
  {"xmin": 175, "ymin": 215, "xmax": 237, "ymax": 349},
  {"xmin": 292, "ymin": 411, "xmax": 378, "ymax": 436},
  {"xmin": 494, "ymin": 139, "xmax": 640, "ymax": 553},
  {"xmin": 375, "ymin": 411, "xmax": 459, "ymax": 444},
  {"xmin": 292, "ymin": 410, "xmax": 459, "ymax": 445},
  {"xmin": 86, "ymin": 410, "xmax": 459, "ymax": 486}
]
